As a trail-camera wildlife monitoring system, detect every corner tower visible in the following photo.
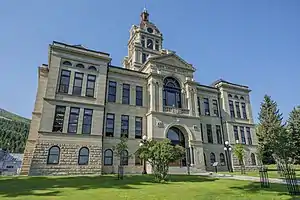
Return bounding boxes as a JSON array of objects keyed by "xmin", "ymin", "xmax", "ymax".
[{"xmin": 123, "ymin": 9, "xmax": 163, "ymax": 71}]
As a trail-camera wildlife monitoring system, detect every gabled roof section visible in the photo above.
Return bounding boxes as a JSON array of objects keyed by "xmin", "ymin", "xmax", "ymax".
[{"xmin": 146, "ymin": 52, "xmax": 196, "ymax": 71}]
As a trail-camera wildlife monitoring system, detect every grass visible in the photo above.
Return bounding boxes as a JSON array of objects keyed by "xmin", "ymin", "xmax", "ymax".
[{"xmin": 0, "ymin": 175, "xmax": 298, "ymax": 200}]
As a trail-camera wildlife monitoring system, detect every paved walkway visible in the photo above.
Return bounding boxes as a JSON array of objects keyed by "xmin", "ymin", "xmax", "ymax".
[{"xmin": 194, "ymin": 172, "xmax": 300, "ymax": 185}]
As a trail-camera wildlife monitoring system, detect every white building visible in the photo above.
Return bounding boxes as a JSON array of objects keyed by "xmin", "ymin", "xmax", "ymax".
[{"xmin": 21, "ymin": 10, "xmax": 257, "ymax": 176}]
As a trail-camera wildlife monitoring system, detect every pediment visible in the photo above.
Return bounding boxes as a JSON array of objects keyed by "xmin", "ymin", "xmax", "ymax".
[{"xmin": 149, "ymin": 53, "xmax": 195, "ymax": 72}]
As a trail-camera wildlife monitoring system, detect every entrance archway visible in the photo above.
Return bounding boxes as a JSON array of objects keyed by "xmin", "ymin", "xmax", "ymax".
[{"xmin": 167, "ymin": 126, "xmax": 187, "ymax": 166}]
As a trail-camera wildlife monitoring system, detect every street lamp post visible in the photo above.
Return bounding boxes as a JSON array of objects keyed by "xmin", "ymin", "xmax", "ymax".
[
  {"xmin": 224, "ymin": 141, "xmax": 233, "ymax": 172},
  {"xmin": 139, "ymin": 135, "xmax": 148, "ymax": 174}
]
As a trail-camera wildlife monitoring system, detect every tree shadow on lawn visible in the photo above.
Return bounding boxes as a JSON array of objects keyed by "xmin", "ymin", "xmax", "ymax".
[
  {"xmin": 0, "ymin": 175, "xmax": 216, "ymax": 198},
  {"xmin": 230, "ymin": 182, "xmax": 300, "ymax": 200}
]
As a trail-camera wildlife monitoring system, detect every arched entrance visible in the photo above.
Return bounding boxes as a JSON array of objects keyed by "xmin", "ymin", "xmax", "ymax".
[{"xmin": 167, "ymin": 126, "xmax": 187, "ymax": 166}]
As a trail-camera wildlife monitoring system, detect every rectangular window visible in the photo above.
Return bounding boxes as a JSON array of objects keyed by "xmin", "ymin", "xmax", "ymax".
[
  {"xmin": 68, "ymin": 107, "xmax": 80, "ymax": 133},
  {"xmin": 246, "ymin": 127, "xmax": 252, "ymax": 145},
  {"xmin": 234, "ymin": 126, "xmax": 239, "ymax": 141},
  {"xmin": 52, "ymin": 106, "xmax": 66, "ymax": 132},
  {"xmin": 207, "ymin": 124, "xmax": 213, "ymax": 143},
  {"xmin": 121, "ymin": 115, "xmax": 129, "ymax": 138},
  {"xmin": 197, "ymin": 97, "xmax": 201, "ymax": 115},
  {"xmin": 58, "ymin": 70, "xmax": 71, "ymax": 93},
  {"xmin": 200, "ymin": 123, "xmax": 204, "ymax": 142},
  {"xmin": 212, "ymin": 99, "xmax": 219, "ymax": 117},
  {"xmin": 72, "ymin": 72, "xmax": 84, "ymax": 95},
  {"xmin": 106, "ymin": 113, "xmax": 115, "ymax": 137},
  {"xmin": 135, "ymin": 117, "xmax": 142, "ymax": 139},
  {"xmin": 216, "ymin": 125, "xmax": 222, "ymax": 144},
  {"xmin": 235, "ymin": 102, "xmax": 241, "ymax": 118},
  {"xmin": 82, "ymin": 109, "xmax": 93, "ymax": 134},
  {"xmin": 136, "ymin": 86, "xmax": 143, "ymax": 106},
  {"xmin": 108, "ymin": 81, "xmax": 117, "ymax": 102},
  {"xmin": 122, "ymin": 84, "xmax": 130, "ymax": 104},
  {"xmin": 142, "ymin": 53, "xmax": 147, "ymax": 63},
  {"xmin": 240, "ymin": 126, "xmax": 246, "ymax": 144},
  {"xmin": 241, "ymin": 102, "xmax": 247, "ymax": 119},
  {"xmin": 229, "ymin": 100, "xmax": 235, "ymax": 118},
  {"xmin": 204, "ymin": 98, "xmax": 210, "ymax": 116},
  {"xmin": 86, "ymin": 75, "xmax": 96, "ymax": 97}
]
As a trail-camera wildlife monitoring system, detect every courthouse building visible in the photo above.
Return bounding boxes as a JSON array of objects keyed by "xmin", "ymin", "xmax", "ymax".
[{"xmin": 21, "ymin": 10, "xmax": 257, "ymax": 175}]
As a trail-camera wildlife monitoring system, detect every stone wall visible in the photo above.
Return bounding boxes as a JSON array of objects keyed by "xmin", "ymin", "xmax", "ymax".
[{"xmin": 29, "ymin": 141, "xmax": 102, "ymax": 176}]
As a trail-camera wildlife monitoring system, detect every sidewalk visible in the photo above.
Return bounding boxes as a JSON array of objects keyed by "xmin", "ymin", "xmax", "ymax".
[{"xmin": 194, "ymin": 172, "xmax": 300, "ymax": 185}]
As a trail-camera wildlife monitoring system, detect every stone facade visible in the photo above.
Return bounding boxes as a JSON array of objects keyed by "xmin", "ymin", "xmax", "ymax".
[{"xmin": 21, "ymin": 10, "xmax": 258, "ymax": 176}]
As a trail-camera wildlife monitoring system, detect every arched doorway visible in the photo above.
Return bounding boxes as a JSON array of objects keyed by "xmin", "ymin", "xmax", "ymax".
[{"xmin": 167, "ymin": 126, "xmax": 186, "ymax": 166}]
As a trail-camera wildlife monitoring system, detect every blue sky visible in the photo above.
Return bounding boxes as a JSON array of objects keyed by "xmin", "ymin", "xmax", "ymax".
[{"xmin": 0, "ymin": 0, "xmax": 299, "ymax": 122}]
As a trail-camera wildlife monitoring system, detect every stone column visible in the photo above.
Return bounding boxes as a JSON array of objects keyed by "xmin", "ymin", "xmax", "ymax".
[
  {"xmin": 82, "ymin": 74, "xmax": 87, "ymax": 96},
  {"xmin": 158, "ymin": 81, "xmax": 163, "ymax": 112},
  {"xmin": 191, "ymin": 143, "xmax": 205, "ymax": 171},
  {"xmin": 117, "ymin": 83, "xmax": 122, "ymax": 104},
  {"xmin": 181, "ymin": 89, "xmax": 186, "ymax": 109},
  {"xmin": 186, "ymin": 85, "xmax": 193, "ymax": 115},
  {"xmin": 194, "ymin": 89, "xmax": 199, "ymax": 117},
  {"xmin": 149, "ymin": 81, "xmax": 156, "ymax": 112},
  {"xmin": 63, "ymin": 107, "xmax": 70, "ymax": 133}
]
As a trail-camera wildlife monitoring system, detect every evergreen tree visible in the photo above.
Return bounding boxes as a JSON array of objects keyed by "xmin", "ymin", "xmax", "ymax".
[
  {"xmin": 286, "ymin": 106, "xmax": 300, "ymax": 163},
  {"xmin": 257, "ymin": 95, "xmax": 283, "ymax": 164}
]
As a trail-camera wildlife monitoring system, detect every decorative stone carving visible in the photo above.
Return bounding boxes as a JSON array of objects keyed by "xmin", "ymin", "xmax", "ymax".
[{"xmin": 156, "ymin": 120, "xmax": 164, "ymax": 128}]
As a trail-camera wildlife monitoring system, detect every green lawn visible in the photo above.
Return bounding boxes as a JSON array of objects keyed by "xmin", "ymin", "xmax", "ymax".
[{"xmin": 0, "ymin": 175, "xmax": 297, "ymax": 200}]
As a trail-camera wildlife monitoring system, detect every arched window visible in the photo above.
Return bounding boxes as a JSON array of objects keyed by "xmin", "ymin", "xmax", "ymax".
[
  {"xmin": 228, "ymin": 94, "xmax": 232, "ymax": 98},
  {"xmin": 121, "ymin": 150, "xmax": 128, "ymax": 166},
  {"xmin": 78, "ymin": 147, "xmax": 89, "ymax": 165},
  {"xmin": 63, "ymin": 61, "xmax": 72, "ymax": 66},
  {"xmin": 167, "ymin": 127, "xmax": 186, "ymax": 166},
  {"xmin": 76, "ymin": 63, "xmax": 84, "ymax": 68},
  {"xmin": 163, "ymin": 77, "xmax": 181, "ymax": 108},
  {"xmin": 220, "ymin": 153, "xmax": 226, "ymax": 166},
  {"xmin": 88, "ymin": 66, "xmax": 97, "ymax": 71},
  {"xmin": 240, "ymin": 96, "xmax": 244, "ymax": 100},
  {"xmin": 104, "ymin": 149, "xmax": 113, "ymax": 166},
  {"xmin": 146, "ymin": 39, "xmax": 153, "ymax": 49},
  {"xmin": 47, "ymin": 146, "xmax": 60, "ymax": 164},
  {"xmin": 210, "ymin": 153, "xmax": 216, "ymax": 166},
  {"xmin": 251, "ymin": 153, "xmax": 256, "ymax": 165},
  {"xmin": 234, "ymin": 95, "xmax": 239, "ymax": 99}
]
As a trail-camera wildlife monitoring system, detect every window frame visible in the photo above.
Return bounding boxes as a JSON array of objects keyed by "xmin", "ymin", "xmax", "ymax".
[
  {"xmin": 121, "ymin": 150, "xmax": 129, "ymax": 166},
  {"xmin": 121, "ymin": 115, "xmax": 129, "ymax": 138},
  {"xmin": 220, "ymin": 153, "xmax": 226, "ymax": 166},
  {"xmin": 52, "ymin": 106, "xmax": 66, "ymax": 132},
  {"xmin": 246, "ymin": 127, "xmax": 252, "ymax": 145},
  {"xmin": 47, "ymin": 146, "xmax": 60, "ymax": 165},
  {"xmin": 104, "ymin": 149, "xmax": 113, "ymax": 166},
  {"xmin": 235, "ymin": 101, "xmax": 241, "ymax": 118},
  {"xmin": 67, "ymin": 107, "xmax": 80, "ymax": 134},
  {"xmin": 58, "ymin": 69, "xmax": 71, "ymax": 94},
  {"xmin": 82, "ymin": 109, "xmax": 93, "ymax": 134},
  {"xmin": 106, "ymin": 113, "xmax": 115, "ymax": 137},
  {"xmin": 136, "ymin": 86, "xmax": 143, "ymax": 106},
  {"xmin": 210, "ymin": 153, "xmax": 216, "ymax": 166},
  {"xmin": 108, "ymin": 81, "xmax": 117, "ymax": 102},
  {"xmin": 78, "ymin": 147, "xmax": 89, "ymax": 165},
  {"xmin": 204, "ymin": 98, "xmax": 210, "ymax": 116},
  {"xmin": 86, "ymin": 74, "xmax": 96, "ymax": 97},
  {"xmin": 229, "ymin": 100, "xmax": 235, "ymax": 118},
  {"xmin": 240, "ymin": 126, "xmax": 246, "ymax": 144},
  {"xmin": 207, "ymin": 124, "xmax": 213, "ymax": 143},
  {"xmin": 212, "ymin": 99, "xmax": 219, "ymax": 116},
  {"xmin": 234, "ymin": 126, "xmax": 239, "ymax": 141},
  {"xmin": 216, "ymin": 125, "xmax": 222, "ymax": 144},
  {"xmin": 241, "ymin": 102, "xmax": 247, "ymax": 119},
  {"xmin": 72, "ymin": 72, "xmax": 84, "ymax": 96},
  {"xmin": 122, "ymin": 84, "xmax": 130, "ymax": 104},
  {"xmin": 135, "ymin": 117, "xmax": 143, "ymax": 139}
]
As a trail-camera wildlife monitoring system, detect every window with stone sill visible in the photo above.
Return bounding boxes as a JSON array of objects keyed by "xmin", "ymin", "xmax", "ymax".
[
  {"xmin": 220, "ymin": 153, "xmax": 226, "ymax": 166},
  {"xmin": 72, "ymin": 72, "xmax": 84, "ymax": 96},
  {"xmin": 68, "ymin": 107, "xmax": 80, "ymax": 134},
  {"xmin": 216, "ymin": 125, "xmax": 222, "ymax": 144},
  {"xmin": 86, "ymin": 75, "xmax": 96, "ymax": 97},
  {"xmin": 240, "ymin": 126, "xmax": 246, "ymax": 144},
  {"xmin": 251, "ymin": 153, "xmax": 256, "ymax": 165},
  {"xmin": 121, "ymin": 115, "xmax": 129, "ymax": 138},
  {"xmin": 47, "ymin": 146, "xmax": 60, "ymax": 164},
  {"xmin": 52, "ymin": 106, "xmax": 66, "ymax": 132},
  {"xmin": 206, "ymin": 124, "xmax": 213, "ymax": 144},
  {"xmin": 108, "ymin": 81, "xmax": 117, "ymax": 102},
  {"xmin": 235, "ymin": 101, "xmax": 241, "ymax": 118},
  {"xmin": 135, "ymin": 117, "xmax": 142, "ymax": 139},
  {"xmin": 229, "ymin": 100, "xmax": 235, "ymax": 118},
  {"xmin": 106, "ymin": 113, "xmax": 115, "ymax": 137},
  {"xmin": 58, "ymin": 70, "xmax": 71, "ymax": 94},
  {"xmin": 241, "ymin": 102, "xmax": 247, "ymax": 119},
  {"xmin": 204, "ymin": 98, "xmax": 210, "ymax": 116},
  {"xmin": 122, "ymin": 84, "xmax": 130, "ymax": 105},
  {"xmin": 82, "ymin": 109, "xmax": 93, "ymax": 134},
  {"xmin": 78, "ymin": 147, "xmax": 89, "ymax": 165},
  {"xmin": 136, "ymin": 86, "xmax": 143, "ymax": 106},
  {"xmin": 234, "ymin": 126, "xmax": 239, "ymax": 141},
  {"xmin": 212, "ymin": 99, "xmax": 219, "ymax": 117},
  {"xmin": 246, "ymin": 127, "xmax": 252, "ymax": 145},
  {"xmin": 104, "ymin": 149, "xmax": 113, "ymax": 166}
]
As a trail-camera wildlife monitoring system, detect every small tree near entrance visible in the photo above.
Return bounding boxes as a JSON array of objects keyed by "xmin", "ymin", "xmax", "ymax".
[
  {"xmin": 113, "ymin": 136, "xmax": 129, "ymax": 180},
  {"xmin": 233, "ymin": 143, "xmax": 245, "ymax": 174},
  {"xmin": 137, "ymin": 139, "xmax": 185, "ymax": 182}
]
